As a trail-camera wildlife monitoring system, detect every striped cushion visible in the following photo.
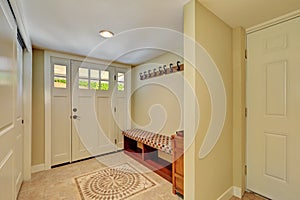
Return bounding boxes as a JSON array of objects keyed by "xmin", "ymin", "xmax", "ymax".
[{"xmin": 123, "ymin": 128, "xmax": 173, "ymax": 154}]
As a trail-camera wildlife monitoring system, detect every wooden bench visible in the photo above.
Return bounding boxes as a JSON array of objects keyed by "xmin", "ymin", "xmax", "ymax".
[{"xmin": 123, "ymin": 128, "xmax": 173, "ymax": 182}]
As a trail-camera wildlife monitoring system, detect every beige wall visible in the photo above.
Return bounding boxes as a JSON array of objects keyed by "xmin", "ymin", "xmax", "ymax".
[
  {"xmin": 131, "ymin": 52, "xmax": 184, "ymax": 135},
  {"xmin": 233, "ymin": 27, "xmax": 246, "ymax": 194},
  {"xmin": 183, "ymin": 0, "xmax": 247, "ymax": 199},
  {"xmin": 195, "ymin": 2, "xmax": 233, "ymax": 199},
  {"xmin": 183, "ymin": 1, "xmax": 196, "ymax": 199},
  {"xmin": 32, "ymin": 49, "xmax": 45, "ymax": 165}
]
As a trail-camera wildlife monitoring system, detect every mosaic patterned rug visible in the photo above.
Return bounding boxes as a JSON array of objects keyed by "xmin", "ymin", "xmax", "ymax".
[{"xmin": 75, "ymin": 163, "xmax": 156, "ymax": 200}]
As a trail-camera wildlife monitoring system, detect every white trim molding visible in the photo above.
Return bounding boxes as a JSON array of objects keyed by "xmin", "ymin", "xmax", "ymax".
[
  {"xmin": 233, "ymin": 186, "xmax": 242, "ymax": 199},
  {"xmin": 0, "ymin": 0, "xmax": 16, "ymax": 30},
  {"xmin": 217, "ymin": 186, "xmax": 242, "ymax": 200},
  {"xmin": 217, "ymin": 187, "xmax": 234, "ymax": 200},
  {"xmin": 31, "ymin": 164, "xmax": 45, "ymax": 173},
  {"xmin": 9, "ymin": 0, "xmax": 32, "ymax": 51},
  {"xmin": 247, "ymin": 9, "xmax": 300, "ymax": 34},
  {"xmin": 44, "ymin": 51, "xmax": 52, "ymax": 170},
  {"xmin": 23, "ymin": 51, "xmax": 33, "ymax": 180}
]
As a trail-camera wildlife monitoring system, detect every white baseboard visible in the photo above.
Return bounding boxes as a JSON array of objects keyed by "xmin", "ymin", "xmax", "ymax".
[
  {"xmin": 233, "ymin": 186, "xmax": 242, "ymax": 198},
  {"xmin": 217, "ymin": 187, "xmax": 234, "ymax": 200},
  {"xmin": 217, "ymin": 186, "xmax": 242, "ymax": 200},
  {"xmin": 31, "ymin": 164, "xmax": 45, "ymax": 173}
]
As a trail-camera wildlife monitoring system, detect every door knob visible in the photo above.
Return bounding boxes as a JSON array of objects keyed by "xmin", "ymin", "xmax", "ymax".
[{"xmin": 72, "ymin": 115, "xmax": 80, "ymax": 120}]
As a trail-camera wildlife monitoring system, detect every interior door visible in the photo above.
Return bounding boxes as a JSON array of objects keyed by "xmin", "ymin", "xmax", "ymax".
[
  {"xmin": 51, "ymin": 57, "xmax": 71, "ymax": 166},
  {"xmin": 71, "ymin": 60, "xmax": 116, "ymax": 161},
  {"xmin": 247, "ymin": 17, "xmax": 300, "ymax": 200}
]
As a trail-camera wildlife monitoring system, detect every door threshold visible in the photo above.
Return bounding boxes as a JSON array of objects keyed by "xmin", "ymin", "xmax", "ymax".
[
  {"xmin": 51, "ymin": 149, "xmax": 124, "ymax": 168},
  {"xmin": 94, "ymin": 149, "xmax": 124, "ymax": 159},
  {"xmin": 246, "ymin": 190, "xmax": 272, "ymax": 200}
]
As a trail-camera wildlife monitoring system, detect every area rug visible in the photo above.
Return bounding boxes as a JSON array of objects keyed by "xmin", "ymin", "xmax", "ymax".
[{"xmin": 75, "ymin": 163, "xmax": 156, "ymax": 200}]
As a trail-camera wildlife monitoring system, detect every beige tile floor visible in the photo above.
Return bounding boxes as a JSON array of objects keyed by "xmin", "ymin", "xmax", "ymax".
[
  {"xmin": 18, "ymin": 151, "xmax": 267, "ymax": 200},
  {"xmin": 18, "ymin": 152, "xmax": 182, "ymax": 200}
]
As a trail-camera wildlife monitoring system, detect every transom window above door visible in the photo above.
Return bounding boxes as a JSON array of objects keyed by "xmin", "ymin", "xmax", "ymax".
[{"xmin": 78, "ymin": 67, "xmax": 110, "ymax": 91}]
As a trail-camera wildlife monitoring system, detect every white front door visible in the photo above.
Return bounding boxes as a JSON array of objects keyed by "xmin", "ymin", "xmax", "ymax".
[
  {"xmin": 71, "ymin": 60, "xmax": 118, "ymax": 161},
  {"xmin": 247, "ymin": 17, "xmax": 300, "ymax": 200},
  {"xmin": 50, "ymin": 58, "xmax": 129, "ymax": 165}
]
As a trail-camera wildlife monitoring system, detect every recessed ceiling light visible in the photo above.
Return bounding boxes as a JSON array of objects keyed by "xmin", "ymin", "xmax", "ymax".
[{"xmin": 99, "ymin": 30, "xmax": 114, "ymax": 38}]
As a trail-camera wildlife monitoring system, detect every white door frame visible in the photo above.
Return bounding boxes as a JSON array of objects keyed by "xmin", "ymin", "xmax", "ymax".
[
  {"xmin": 246, "ymin": 10, "xmax": 300, "ymax": 34},
  {"xmin": 44, "ymin": 50, "xmax": 131, "ymax": 169},
  {"xmin": 23, "ymin": 50, "xmax": 32, "ymax": 180},
  {"xmin": 245, "ymin": 9, "xmax": 300, "ymax": 191}
]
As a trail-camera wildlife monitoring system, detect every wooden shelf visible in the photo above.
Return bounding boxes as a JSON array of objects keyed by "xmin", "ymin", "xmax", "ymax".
[
  {"xmin": 123, "ymin": 136, "xmax": 172, "ymax": 182},
  {"xmin": 145, "ymin": 159, "xmax": 172, "ymax": 181},
  {"xmin": 124, "ymin": 148, "xmax": 142, "ymax": 160}
]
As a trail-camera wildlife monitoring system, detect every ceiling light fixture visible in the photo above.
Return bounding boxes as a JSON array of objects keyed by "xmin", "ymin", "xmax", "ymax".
[{"xmin": 99, "ymin": 30, "xmax": 114, "ymax": 38}]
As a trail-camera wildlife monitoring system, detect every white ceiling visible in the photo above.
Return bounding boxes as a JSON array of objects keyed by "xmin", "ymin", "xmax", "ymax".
[
  {"xmin": 20, "ymin": 0, "xmax": 189, "ymax": 65},
  {"xmin": 19, "ymin": 0, "xmax": 300, "ymax": 65},
  {"xmin": 199, "ymin": 0, "xmax": 300, "ymax": 28}
]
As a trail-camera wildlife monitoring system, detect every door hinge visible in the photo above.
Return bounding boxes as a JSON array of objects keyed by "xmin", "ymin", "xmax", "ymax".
[
  {"xmin": 245, "ymin": 49, "xmax": 247, "ymax": 59},
  {"xmin": 114, "ymin": 75, "xmax": 117, "ymax": 81},
  {"xmin": 114, "ymin": 107, "xmax": 116, "ymax": 112},
  {"xmin": 22, "ymin": 119, "xmax": 24, "ymax": 124},
  {"xmin": 114, "ymin": 139, "xmax": 117, "ymax": 144},
  {"xmin": 245, "ymin": 165, "xmax": 247, "ymax": 175},
  {"xmin": 245, "ymin": 108, "xmax": 248, "ymax": 117}
]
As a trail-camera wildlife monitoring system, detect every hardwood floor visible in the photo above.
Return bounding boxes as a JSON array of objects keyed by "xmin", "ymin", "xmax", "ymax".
[{"xmin": 230, "ymin": 192, "xmax": 269, "ymax": 200}]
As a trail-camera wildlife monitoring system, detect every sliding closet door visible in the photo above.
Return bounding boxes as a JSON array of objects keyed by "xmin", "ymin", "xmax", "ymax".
[
  {"xmin": 50, "ymin": 57, "xmax": 71, "ymax": 166},
  {"xmin": 0, "ymin": 2, "xmax": 24, "ymax": 198}
]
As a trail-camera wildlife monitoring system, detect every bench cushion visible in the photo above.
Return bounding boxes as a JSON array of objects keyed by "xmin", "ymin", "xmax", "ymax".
[{"xmin": 123, "ymin": 128, "xmax": 173, "ymax": 154}]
